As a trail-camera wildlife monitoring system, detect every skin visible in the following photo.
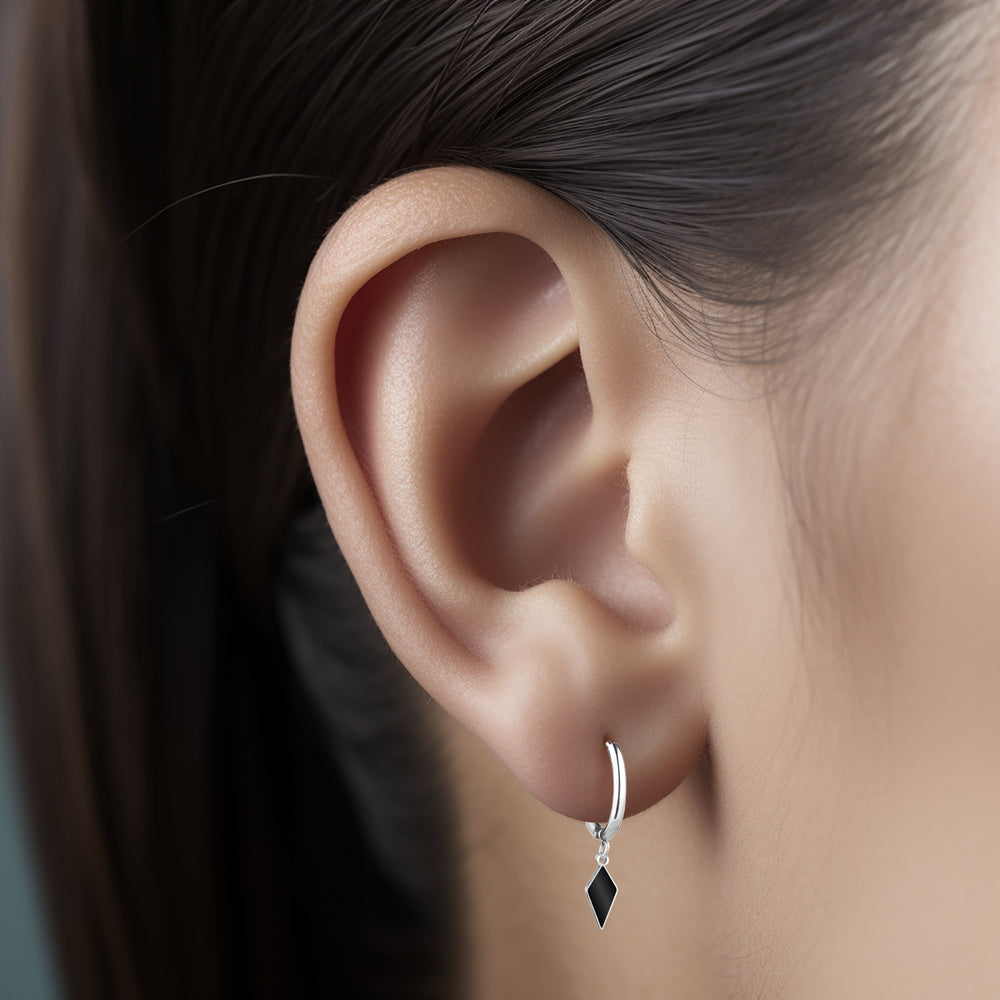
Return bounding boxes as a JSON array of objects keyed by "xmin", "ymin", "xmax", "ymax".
[{"xmin": 290, "ymin": 45, "xmax": 1000, "ymax": 999}]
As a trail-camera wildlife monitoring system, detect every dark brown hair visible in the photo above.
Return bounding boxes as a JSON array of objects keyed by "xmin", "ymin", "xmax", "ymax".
[{"xmin": 0, "ymin": 1, "xmax": 985, "ymax": 997}]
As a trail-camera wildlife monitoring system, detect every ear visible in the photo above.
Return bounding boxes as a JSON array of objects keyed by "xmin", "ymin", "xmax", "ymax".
[{"xmin": 291, "ymin": 167, "xmax": 709, "ymax": 822}]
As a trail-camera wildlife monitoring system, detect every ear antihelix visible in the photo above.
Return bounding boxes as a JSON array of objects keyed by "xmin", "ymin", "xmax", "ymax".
[{"xmin": 333, "ymin": 234, "xmax": 579, "ymax": 483}]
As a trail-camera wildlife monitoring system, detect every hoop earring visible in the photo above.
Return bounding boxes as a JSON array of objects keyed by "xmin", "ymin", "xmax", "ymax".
[{"xmin": 584, "ymin": 740, "xmax": 626, "ymax": 928}]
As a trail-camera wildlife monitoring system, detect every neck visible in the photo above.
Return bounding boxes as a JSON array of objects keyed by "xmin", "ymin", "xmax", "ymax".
[{"xmin": 442, "ymin": 710, "xmax": 1000, "ymax": 998}]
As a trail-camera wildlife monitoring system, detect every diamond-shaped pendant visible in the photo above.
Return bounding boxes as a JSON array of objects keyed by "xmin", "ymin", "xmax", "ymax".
[{"xmin": 585, "ymin": 864, "xmax": 618, "ymax": 928}]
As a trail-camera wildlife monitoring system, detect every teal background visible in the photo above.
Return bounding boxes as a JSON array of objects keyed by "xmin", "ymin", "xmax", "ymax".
[
  {"xmin": 1, "ymin": 0, "xmax": 63, "ymax": 989},
  {"xmin": 0, "ymin": 684, "xmax": 60, "ymax": 999}
]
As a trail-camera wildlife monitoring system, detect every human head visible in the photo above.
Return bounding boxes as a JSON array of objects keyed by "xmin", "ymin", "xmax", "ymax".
[{"xmin": 3, "ymin": 1, "xmax": 999, "ymax": 996}]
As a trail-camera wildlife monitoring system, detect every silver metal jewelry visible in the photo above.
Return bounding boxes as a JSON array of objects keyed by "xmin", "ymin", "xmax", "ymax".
[{"xmin": 584, "ymin": 740, "xmax": 625, "ymax": 928}]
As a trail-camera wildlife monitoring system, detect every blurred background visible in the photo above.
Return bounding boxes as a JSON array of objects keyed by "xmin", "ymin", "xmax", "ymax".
[
  {"xmin": 0, "ymin": 676, "xmax": 59, "ymax": 999},
  {"xmin": 1, "ymin": 0, "xmax": 58, "ymax": 991}
]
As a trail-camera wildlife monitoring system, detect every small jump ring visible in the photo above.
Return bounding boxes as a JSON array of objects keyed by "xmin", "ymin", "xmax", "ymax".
[{"xmin": 585, "ymin": 741, "xmax": 626, "ymax": 844}]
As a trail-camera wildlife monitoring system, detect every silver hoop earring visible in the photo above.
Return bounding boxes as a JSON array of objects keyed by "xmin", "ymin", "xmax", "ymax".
[{"xmin": 584, "ymin": 740, "xmax": 625, "ymax": 928}]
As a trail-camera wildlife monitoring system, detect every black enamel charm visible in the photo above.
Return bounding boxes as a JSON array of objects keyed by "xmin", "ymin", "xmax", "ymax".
[{"xmin": 585, "ymin": 864, "xmax": 618, "ymax": 928}]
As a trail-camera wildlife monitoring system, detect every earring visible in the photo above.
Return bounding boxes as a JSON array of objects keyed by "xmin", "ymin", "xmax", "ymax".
[{"xmin": 584, "ymin": 740, "xmax": 626, "ymax": 928}]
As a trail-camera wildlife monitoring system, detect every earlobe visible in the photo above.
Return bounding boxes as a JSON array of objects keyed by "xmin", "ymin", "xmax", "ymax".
[{"xmin": 291, "ymin": 167, "xmax": 709, "ymax": 822}]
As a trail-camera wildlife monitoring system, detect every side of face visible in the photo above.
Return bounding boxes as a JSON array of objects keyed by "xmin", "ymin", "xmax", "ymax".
[{"xmin": 289, "ymin": 75, "xmax": 1000, "ymax": 986}]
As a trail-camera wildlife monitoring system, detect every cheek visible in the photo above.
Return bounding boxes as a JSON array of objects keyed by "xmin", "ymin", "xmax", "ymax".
[
  {"xmin": 885, "ymin": 140, "xmax": 1000, "ymax": 743},
  {"xmin": 879, "ymin": 290, "xmax": 1000, "ymax": 767},
  {"xmin": 703, "ymin": 285, "xmax": 1000, "ymax": 963},
  {"xmin": 770, "ymin": 250, "xmax": 1000, "ymax": 994}
]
